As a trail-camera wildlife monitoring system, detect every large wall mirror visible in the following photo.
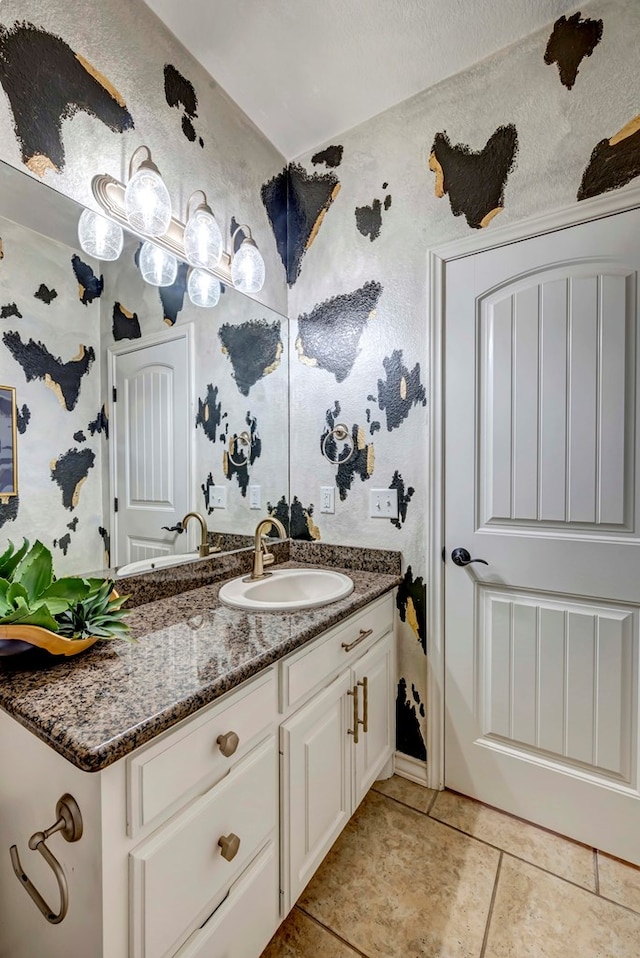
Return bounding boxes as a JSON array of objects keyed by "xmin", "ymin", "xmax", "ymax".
[{"xmin": 0, "ymin": 160, "xmax": 289, "ymax": 576}]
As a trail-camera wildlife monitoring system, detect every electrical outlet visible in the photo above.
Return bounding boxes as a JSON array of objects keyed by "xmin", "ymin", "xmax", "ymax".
[
  {"xmin": 210, "ymin": 486, "xmax": 227, "ymax": 509},
  {"xmin": 320, "ymin": 486, "xmax": 335, "ymax": 514},
  {"xmin": 249, "ymin": 485, "xmax": 261, "ymax": 509},
  {"xmin": 369, "ymin": 488, "xmax": 398, "ymax": 519}
]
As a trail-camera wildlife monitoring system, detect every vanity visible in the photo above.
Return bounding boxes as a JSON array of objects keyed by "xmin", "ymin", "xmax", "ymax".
[{"xmin": 0, "ymin": 553, "xmax": 399, "ymax": 958}]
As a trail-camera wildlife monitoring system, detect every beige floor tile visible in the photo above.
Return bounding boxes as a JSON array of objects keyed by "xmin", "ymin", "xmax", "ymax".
[
  {"xmin": 260, "ymin": 908, "xmax": 360, "ymax": 958},
  {"xmin": 372, "ymin": 774, "xmax": 437, "ymax": 814},
  {"xmin": 598, "ymin": 852, "xmax": 640, "ymax": 914},
  {"xmin": 430, "ymin": 790, "xmax": 595, "ymax": 890},
  {"xmin": 298, "ymin": 789, "xmax": 499, "ymax": 958},
  {"xmin": 485, "ymin": 855, "xmax": 640, "ymax": 957}
]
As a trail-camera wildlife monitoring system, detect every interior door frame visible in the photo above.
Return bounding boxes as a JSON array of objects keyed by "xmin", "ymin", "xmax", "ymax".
[
  {"xmin": 425, "ymin": 183, "xmax": 640, "ymax": 792},
  {"xmin": 108, "ymin": 323, "xmax": 196, "ymax": 565}
]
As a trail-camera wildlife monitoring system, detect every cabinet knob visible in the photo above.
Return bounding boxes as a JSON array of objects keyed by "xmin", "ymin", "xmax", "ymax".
[
  {"xmin": 216, "ymin": 731, "xmax": 240, "ymax": 757},
  {"xmin": 218, "ymin": 832, "xmax": 241, "ymax": 862}
]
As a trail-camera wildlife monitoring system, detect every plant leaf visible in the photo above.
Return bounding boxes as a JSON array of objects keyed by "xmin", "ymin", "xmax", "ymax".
[
  {"xmin": 0, "ymin": 539, "xmax": 30, "ymax": 580},
  {"xmin": 0, "ymin": 604, "xmax": 59, "ymax": 631},
  {"xmin": 12, "ymin": 541, "xmax": 53, "ymax": 599}
]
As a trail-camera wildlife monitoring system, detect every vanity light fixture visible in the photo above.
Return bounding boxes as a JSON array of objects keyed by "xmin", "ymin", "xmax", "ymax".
[
  {"xmin": 187, "ymin": 267, "xmax": 221, "ymax": 308},
  {"xmin": 138, "ymin": 240, "xmax": 178, "ymax": 287},
  {"xmin": 124, "ymin": 145, "xmax": 172, "ymax": 237},
  {"xmin": 77, "ymin": 208, "xmax": 124, "ymax": 261},
  {"xmin": 230, "ymin": 224, "xmax": 265, "ymax": 294},
  {"xmin": 183, "ymin": 191, "xmax": 223, "ymax": 270}
]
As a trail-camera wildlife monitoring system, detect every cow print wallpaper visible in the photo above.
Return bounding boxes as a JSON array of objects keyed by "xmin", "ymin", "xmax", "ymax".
[{"xmin": 0, "ymin": 0, "xmax": 638, "ymax": 766}]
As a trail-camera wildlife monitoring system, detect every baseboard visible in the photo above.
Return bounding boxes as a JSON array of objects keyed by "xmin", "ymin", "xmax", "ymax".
[{"xmin": 393, "ymin": 752, "xmax": 429, "ymax": 786}]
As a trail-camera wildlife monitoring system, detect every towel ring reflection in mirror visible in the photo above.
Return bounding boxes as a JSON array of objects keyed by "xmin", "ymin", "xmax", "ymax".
[
  {"xmin": 228, "ymin": 430, "xmax": 251, "ymax": 467},
  {"xmin": 322, "ymin": 423, "xmax": 355, "ymax": 466},
  {"xmin": 0, "ymin": 385, "xmax": 18, "ymax": 505}
]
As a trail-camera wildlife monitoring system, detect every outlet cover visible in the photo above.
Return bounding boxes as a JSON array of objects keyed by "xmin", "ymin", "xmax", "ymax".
[
  {"xmin": 369, "ymin": 488, "xmax": 398, "ymax": 519},
  {"xmin": 249, "ymin": 485, "xmax": 261, "ymax": 509},
  {"xmin": 320, "ymin": 486, "xmax": 335, "ymax": 514},
  {"xmin": 210, "ymin": 486, "xmax": 227, "ymax": 509}
]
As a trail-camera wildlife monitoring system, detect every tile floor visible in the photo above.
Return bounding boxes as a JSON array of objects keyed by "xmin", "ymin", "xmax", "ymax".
[{"xmin": 261, "ymin": 776, "xmax": 640, "ymax": 958}]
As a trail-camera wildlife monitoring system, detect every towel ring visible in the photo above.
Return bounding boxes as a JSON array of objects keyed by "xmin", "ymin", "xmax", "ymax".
[
  {"xmin": 228, "ymin": 430, "xmax": 251, "ymax": 467},
  {"xmin": 322, "ymin": 423, "xmax": 355, "ymax": 466}
]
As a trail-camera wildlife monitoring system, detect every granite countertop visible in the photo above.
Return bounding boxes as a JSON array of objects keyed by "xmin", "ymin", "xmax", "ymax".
[{"xmin": 0, "ymin": 558, "xmax": 401, "ymax": 773}]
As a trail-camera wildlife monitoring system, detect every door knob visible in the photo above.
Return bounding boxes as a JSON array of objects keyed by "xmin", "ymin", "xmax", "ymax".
[{"xmin": 451, "ymin": 547, "xmax": 488, "ymax": 567}]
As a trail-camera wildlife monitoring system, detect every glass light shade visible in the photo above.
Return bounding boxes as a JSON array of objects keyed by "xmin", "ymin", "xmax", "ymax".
[
  {"xmin": 77, "ymin": 209, "xmax": 123, "ymax": 261},
  {"xmin": 125, "ymin": 167, "xmax": 172, "ymax": 236},
  {"xmin": 188, "ymin": 268, "xmax": 221, "ymax": 308},
  {"xmin": 183, "ymin": 208, "xmax": 223, "ymax": 269},
  {"xmin": 139, "ymin": 241, "xmax": 177, "ymax": 287},
  {"xmin": 231, "ymin": 240, "xmax": 265, "ymax": 293}
]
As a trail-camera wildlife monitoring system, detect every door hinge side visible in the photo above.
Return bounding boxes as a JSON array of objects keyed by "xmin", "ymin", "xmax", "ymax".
[
  {"xmin": 114, "ymin": 497, "xmax": 118, "ymax": 513},
  {"xmin": 112, "ymin": 386, "xmax": 117, "ymax": 403}
]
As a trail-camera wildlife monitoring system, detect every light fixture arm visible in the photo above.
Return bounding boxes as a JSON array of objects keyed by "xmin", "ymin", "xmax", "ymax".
[
  {"xmin": 128, "ymin": 144, "xmax": 157, "ymax": 180},
  {"xmin": 231, "ymin": 223, "xmax": 254, "ymax": 246},
  {"xmin": 186, "ymin": 189, "xmax": 213, "ymax": 220}
]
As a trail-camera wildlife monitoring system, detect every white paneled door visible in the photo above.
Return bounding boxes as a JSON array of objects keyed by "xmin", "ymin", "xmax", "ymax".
[
  {"xmin": 111, "ymin": 329, "xmax": 192, "ymax": 567},
  {"xmin": 444, "ymin": 207, "xmax": 640, "ymax": 864}
]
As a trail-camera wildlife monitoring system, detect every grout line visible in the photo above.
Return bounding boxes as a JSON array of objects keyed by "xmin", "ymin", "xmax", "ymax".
[
  {"xmin": 370, "ymin": 785, "xmax": 436, "ymax": 819},
  {"xmin": 594, "ymin": 850, "xmax": 600, "ymax": 896},
  {"xmin": 480, "ymin": 852, "xmax": 503, "ymax": 958},
  {"xmin": 295, "ymin": 905, "xmax": 371, "ymax": 957},
  {"xmin": 427, "ymin": 788, "xmax": 440, "ymax": 815}
]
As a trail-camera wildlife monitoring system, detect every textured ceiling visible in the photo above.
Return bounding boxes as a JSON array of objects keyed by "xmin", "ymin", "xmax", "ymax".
[{"xmin": 144, "ymin": 0, "xmax": 580, "ymax": 159}]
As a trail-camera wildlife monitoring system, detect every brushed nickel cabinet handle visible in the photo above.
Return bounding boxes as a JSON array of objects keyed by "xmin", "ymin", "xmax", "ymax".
[
  {"xmin": 347, "ymin": 684, "xmax": 359, "ymax": 744},
  {"xmin": 358, "ymin": 676, "xmax": 369, "ymax": 733},
  {"xmin": 342, "ymin": 628, "xmax": 373, "ymax": 653},
  {"xmin": 9, "ymin": 793, "xmax": 83, "ymax": 925},
  {"xmin": 217, "ymin": 731, "xmax": 240, "ymax": 757},
  {"xmin": 218, "ymin": 832, "xmax": 241, "ymax": 862}
]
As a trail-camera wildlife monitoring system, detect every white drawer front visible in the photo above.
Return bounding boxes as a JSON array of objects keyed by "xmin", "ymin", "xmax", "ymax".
[
  {"xmin": 130, "ymin": 736, "xmax": 277, "ymax": 958},
  {"xmin": 174, "ymin": 842, "xmax": 279, "ymax": 958},
  {"xmin": 280, "ymin": 593, "xmax": 394, "ymax": 712},
  {"xmin": 127, "ymin": 669, "xmax": 276, "ymax": 835}
]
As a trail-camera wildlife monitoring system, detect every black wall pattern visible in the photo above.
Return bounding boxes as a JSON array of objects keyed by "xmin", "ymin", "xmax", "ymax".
[
  {"xmin": 71, "ymin": 255, "xmax": 104, "ymax": 306},
  {"xmin": 355, "ymin": 185, "xmax": 392, "ymax": 242},
  {"xmin": 98, "ymin": 526, "xmax": 110, "ymax": 567},
  {"xmin": 389, "ymin": 471, "xmax": 414, "ymax": 529},
  {"xmin": 164, "ymin": 63, "xmax": 204, "ymax": 147},
  {"xmin": 16, "ymin": 403, "xmax": 30, "ymax": 434},
  {"xmin": 1, "ymin": 303, "xmax": 21, "ymax": 319},
  {"xmin": 3, "ymin": 331, "xmax": 95, "ymax": 411},
  {"xmin": 369, "ymin": 349, "xmax": 427, "ymax": 432},
  {"xmin": 321, "ymin": 401, "xmax": 375, "ymax": 502},
  {"xmin": 159, "ymin": 261, "xmax": 188, "ymax": 326},
  {"xmin": 223, "ymin": 412, "xmax": 261, "ymax": 496},
  {"xmin": 50, "ymin": 447, "xmax": 95, "ymax": 510},
  {"xmin": 296, "ymin": 281, "xmax": 383, "ymax": 383},
  {"xmin": 201, "ymin": 472, "xmax": 217, "ymax": 515},
  {"xmin": 544, "ymin": 13, "xmax": 603, "ymax": 89},
  {"xmin": 88, "ymin": 405, "xmax": 108, "ymax": 439},
  {"xmin": 267, "ymin": 495, "xmax": 320, "ymax": 540},
  {"xmin": 396, "ymin": 678, "xmax": 426, "ymax": 760},
  {"xmin": 578, "ymin": 115, "xmax": 640, "ymax": 200},
  {"xmin": 396, "ymin": 567, "xmax": 427, "ymax": 655},
  {"xmin": 195, "ymin": 384, "xmax": 225, "ymax": 444},
  {"xmin": 311, "ymin": 145, "xmax": 343, "ymax": 168},
  {"xmin": 0, "ymin": 496, "xmax": 18, "ymax": 529},
  {"xmin": 218, "ymin": 319, "xmax": 283, "ymax": 397},
  {"xmin": 112, "ymin": 302, "xmax": 141, "ymax": 341},
  {"xmin": 261, "ymin": 163, "xmax": 341, "ymax": 286},
  {"xmin": 0, "ymin": 21, "xmax": 134, "ymax": 176},
  {"xmin": 34, "ymin": 283, "xmax": 57, "ymax": 304},
  {"xmin": 429, "ymin": 125, "xmax": 519, "ymax": 229}
]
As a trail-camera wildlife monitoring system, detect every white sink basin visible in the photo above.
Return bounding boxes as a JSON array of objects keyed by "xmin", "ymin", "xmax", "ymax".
[
  {"xmin": 117, "ymin": 553, "xmax": 197, "ymax": 577},
  {"xmin": 218, "ymin": 568, "xmax": 354, "ymax": 612}
]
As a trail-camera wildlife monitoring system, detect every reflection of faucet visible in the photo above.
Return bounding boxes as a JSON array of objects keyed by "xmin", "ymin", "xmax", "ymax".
[
  {"xmin": 181, "ymin": 512, "xmax": 210, "ymax": 558},
  {"xmin": 246, "ymin": 516, "xmax": 287, "ymax": 580}
]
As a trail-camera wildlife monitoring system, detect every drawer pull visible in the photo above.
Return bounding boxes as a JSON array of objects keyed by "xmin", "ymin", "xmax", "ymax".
[
  {"xmin": 358, "ymin": 676, "xmax": 369, "ymax": 733},
  {"xmin": 217, "ymin": 731, "xmax": 240, "ymax": 758},
  {"xmin": 342, "ymin": 628, "xmax": 373, "ymax": 653},
  {"xmin": 347, "ymin": 684, "xmax": 359, "ymax": 744},
  {"xmin": 218, "ymin": 833, "xmax": 241, "ymax": 862}
]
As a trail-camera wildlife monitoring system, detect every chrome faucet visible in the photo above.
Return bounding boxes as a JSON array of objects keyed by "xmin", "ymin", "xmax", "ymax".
[
  {"xmin": 181, "ymin": 512, "xmax": 211, "ymax": 558},
  {"xmin": 246, "ymin": 516, "xmax": 287, "ymax": 580}
]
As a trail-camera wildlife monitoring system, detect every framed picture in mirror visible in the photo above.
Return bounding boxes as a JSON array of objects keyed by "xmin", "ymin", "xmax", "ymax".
[{"xmin": 0, "ymin": 385, "xmax": 17, "ymax": 502}]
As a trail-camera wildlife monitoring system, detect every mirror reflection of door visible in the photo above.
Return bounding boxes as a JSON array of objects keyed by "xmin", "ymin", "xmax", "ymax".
[
  {"xmin": 110, "ymin": 327, "xmax": 193, "ymax": 567},
  {"xmin": 0, "ymin": 386, "xmax": 16, "ymax": 496}
]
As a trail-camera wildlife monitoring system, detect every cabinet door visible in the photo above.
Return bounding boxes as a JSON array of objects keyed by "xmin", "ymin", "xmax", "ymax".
[
  {"xmin": 353, "ymin": 630, "xmax": 395, "ymax": 807},
  {"xmin": 281, "ymin": 670, "xmax": 352, "ymax": 911}
]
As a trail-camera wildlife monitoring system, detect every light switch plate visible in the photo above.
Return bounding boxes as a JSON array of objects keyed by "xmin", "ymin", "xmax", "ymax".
[
  {"xmin": 210, "ymin": 486, "xmax": 227, "ymax": 509},
  {"xmin": 249, "ymin": 485, "xmax": 261, "ymax": 509},
  {"xmin": 369, "ymin": 488, "xmax": 398, "ymax": 519},
  {"xmin": 320, "ymin": 486, "xmax": 335, "ymax": 514}
]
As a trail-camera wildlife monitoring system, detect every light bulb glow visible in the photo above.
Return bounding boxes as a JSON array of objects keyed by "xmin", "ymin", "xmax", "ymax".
[
  {"xmin": 184, "ymin": 208, "xmax": 223, "ymax": 270},
  {"xmin": 188, "ymin": 268, "xmax": 221, "ymax": 308},
  {"xmin": 231, "ymin": 240, "xmax": 265, "ymax": 293},
  {"xmin": 139, "ymin": 241, "xmax": 177, "ymax": 287},
  {"xmin": 125, "ymin": 167, "xmax": 172, "ymax": 236},
  {"xmin": 77, "ymin": 209, "xmax": 123, "ymax": 261}
]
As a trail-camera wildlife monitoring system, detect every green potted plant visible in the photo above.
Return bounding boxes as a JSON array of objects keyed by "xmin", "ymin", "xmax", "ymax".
[{"xmin": 0, "ymin": 539, "xmax": 131, "ymax": 657}]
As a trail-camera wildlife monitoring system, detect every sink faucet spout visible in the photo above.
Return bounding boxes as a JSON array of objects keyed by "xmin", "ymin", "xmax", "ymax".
[
  {"xmin": 247, "ymin": 516, "xmax": 287, "ymax": 580},
  {"xmin": 181, "ymin": 512, "xmax": 211, "ymax": 558}
]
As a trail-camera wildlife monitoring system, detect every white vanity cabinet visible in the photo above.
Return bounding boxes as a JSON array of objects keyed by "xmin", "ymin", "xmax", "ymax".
[{"xmin": 279, "ymin": 593, "xmax": 395, "ymax": 910}]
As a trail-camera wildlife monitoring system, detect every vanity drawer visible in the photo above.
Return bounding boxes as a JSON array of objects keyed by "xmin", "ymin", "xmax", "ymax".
[
  {"xmin": 280, "ymin": 592, "xmax": 394, "ymax": 712},
  {"xmin": 130, "ymin": 736, "xmax": 277, "ymax": 958},
  {"xmin": 127, "ymin": 669, "xmax": 276, "ymax": 836},
  {"xmin": 174, "ymin": 841, "xmax": 279, "ymax": 958}
]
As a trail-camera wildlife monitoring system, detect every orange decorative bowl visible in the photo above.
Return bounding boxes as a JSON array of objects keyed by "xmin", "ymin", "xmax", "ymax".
[{"xmin": 0, "ymin": 625, "xmax": 99, "ymax": 657}]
